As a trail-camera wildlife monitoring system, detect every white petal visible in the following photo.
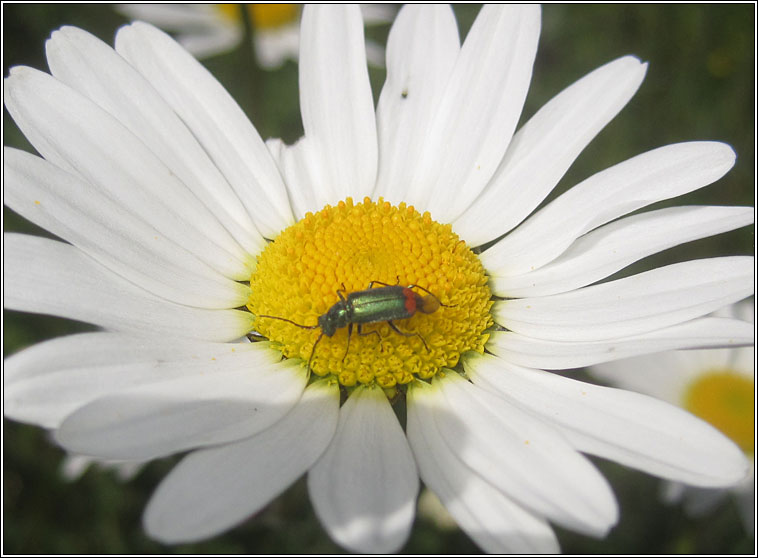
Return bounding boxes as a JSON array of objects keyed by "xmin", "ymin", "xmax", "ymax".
[
  {"xmin": 732, "ymin": 344, "xmax": 756, "ymax": 378},
  {"xmin": 296, "ymin": 5, "xmax": 377, "ymax": 208},
  {"xmin": 60, "ymin": 454, "xmax": 145, "ymax": 482},
  {"xmin": 412, "ymin": 5, "xmax": 541, "ymax": 222},
  {"xmin": 255, "ymin": 25, "xmax": 299, "ymax": 69},
  {"xmin": 487, "ymin": 317, "xmax": 754, "ymax": 370},
  {"xmin": 4, "ymin": 332, "xmax": 280, "ymax": 429},
  {"xmin": 45, "ymin": 26, "xmax": 264, "ymax": 255},
  {"xmin": 144, "ymin": 380, "xmax": 339, "ymax": 544},
  {"xmin": 491, "ymin": 206, "xmax": 754, "ymax": 297},
  {"xmin": 675, "ymin": 347, "xmax": 745, "ymax": 379},
  {"xmin": 466, "ymin": 353, "xmax": 750, "ymax": 487},
  {"xmin": 115, "ymin": 22, "xmax": 294, "ymax": 238},
  {"xmin": 456, "ymin": 56, "xmax": 647, "ymax": 246},
  {"xmin": 481, "ymin": 142, "xmax": 736, "ymax": 277},
  {"xmin": 494, "ymin": 257, "xmax": 754, "ymax": 341},
  {"xmin": 4, "ymin": 148, "xmax": 249, "ymax": 309},
  {"xmin": 3, "ymin": 66, "xmax": 252, "ymax": 280},
  {"xmin": 374, "ymin": 5, "xmax": 460, "ymax": 204},
  {"xmin": 433, "ymin": 372, "xmax": 618, "ymax": 537},
  {"xmin": 407, "ymin": 381, "xmax": 560, "ymax": 553},
  {"xmin": 55, "ymin": 358, "xmax": 307, "ymax": 460},
  {"xmin": 588, "ymin": 351, "xmax": 697, "ymax": 405},
  {"xmin": 308, "ymin": 385, "xmax": 418, "ymax": 553},
  {"xmin": 275, "ymin": 135, "xmax": 325, "ymax": 220},
  {"xmin": 176, "ymin": 25, "xmax": 243, "ymax": 60},
  {"xmin": 4, "ymin": 233, "xmax": 255, "ymax": 341},
  {"xmin": 116, "ymin": 4, "xmax": 221, "ymax": 28},
  {"xmin": 592, "ymin": 342, "xmax": 754, "ymax": 400},
  {"xmin": 729, "ymin": 298, "xmax": 755, "ymax": 323}
]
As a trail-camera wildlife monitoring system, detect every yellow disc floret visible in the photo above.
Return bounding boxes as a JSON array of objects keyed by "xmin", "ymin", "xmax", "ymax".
[
  {"xmin": 683, "ymin": 370, "xmax": 754, "ymax": 455},
  {"xmin": 248, "ymin": 197, "xmax": 492, "ymax": 389},
  {"xmin": 218, "ymin": 4, "xmax": 300, "ymax": 30},
  {"xmin": 248, "ymin": 4, "xmax": 299, "ymax": 29}
]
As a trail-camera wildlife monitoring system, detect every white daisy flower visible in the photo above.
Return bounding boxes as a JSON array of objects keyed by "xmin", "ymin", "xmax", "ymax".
[
  {"xmin": 590, "ymin": 299, "xmax": 755, "ymax": 537},
  {"xmin": 116, "ymin": 3, "xmax": 392, "ymax": 67},
  {"xmin": 3, "ymin": 4, "xmax": 754, "ymax": 554}
]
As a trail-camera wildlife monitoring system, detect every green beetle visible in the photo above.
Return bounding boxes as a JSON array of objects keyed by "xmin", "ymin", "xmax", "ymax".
[{"xmin": 257, "ymin": 280, "xmax": 448, "ymax": 371}]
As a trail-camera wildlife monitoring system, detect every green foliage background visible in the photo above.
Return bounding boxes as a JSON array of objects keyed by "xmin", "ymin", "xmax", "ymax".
[{"xmin": 3, "ymin": 3, "xmax": 755, "ymax": 554}]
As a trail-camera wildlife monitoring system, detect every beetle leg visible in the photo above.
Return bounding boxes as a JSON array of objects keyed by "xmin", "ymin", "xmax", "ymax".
[
  {"xmin": 342, "ymin": 323, "xmax": 354, "ymax": 361},
  {"xmin": 367, "ymin": 279, "xmax": 393, "ymax": 289},
  {"xmin": 307, "ymin": 331, "xmax": 325, "ymax": 373},
  {"xmin": 387, "ymin": 320, "xmax": 430, "ymax": 352},
  {"xmin": 367, "ymin": 276, "xmax": 403, "ymax": 289},
  {"xmin": 337, "ymin": 284, "xmax": 348, "ymax": 301},
  {"xmin": 356, "ymin": 323, "xmax": 384, "ymax": 352}
]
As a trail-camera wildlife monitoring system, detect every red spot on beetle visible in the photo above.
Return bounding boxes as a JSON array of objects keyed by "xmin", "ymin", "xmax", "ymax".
[{"xmin": 402, "ymin": 287, "xmax": 418, "ymax": 314}]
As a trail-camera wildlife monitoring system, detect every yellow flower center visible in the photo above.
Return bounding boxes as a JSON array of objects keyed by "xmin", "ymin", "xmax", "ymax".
[
  {"xmin": 248, "ymin": 197, "xmax": 492, "ymax": 391},
  {"xmin": 683, "ymin": 370, "xmax": 754, "ymax": 455},
  {"xmin": 218, "ymin": 4, "xmax": 300, "ymax": 30}
]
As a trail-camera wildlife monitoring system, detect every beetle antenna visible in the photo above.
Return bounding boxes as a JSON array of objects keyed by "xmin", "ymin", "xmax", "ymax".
[
  {"xmin": 406, "ymin": 284, "xmax": 456, "ymax": 308},
  {"xmin": 258, "ymin": 315, "xmax": 323, "ymax": 373},
  {"xmin": 257, "ymin": 314, "xmax": 319, "ymax": 329}
]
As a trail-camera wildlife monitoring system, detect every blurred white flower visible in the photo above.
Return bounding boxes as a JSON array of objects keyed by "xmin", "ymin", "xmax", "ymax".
[
  {"xmin": 116, "ymin": 3, "xmax": 392, "ymax": 67},
  {"xmin": 61, "ymin": 453, "xmax": 144, "ymax": 482},
  {"xmin": 591, "ymin": 299, "xmax": 754, "ymax": 537}
]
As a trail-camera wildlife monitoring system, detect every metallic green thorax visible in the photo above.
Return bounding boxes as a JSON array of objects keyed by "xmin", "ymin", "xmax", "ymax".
[{"xmin": 318, "ymin": 285, "xmax": 418, "ymax": 336}]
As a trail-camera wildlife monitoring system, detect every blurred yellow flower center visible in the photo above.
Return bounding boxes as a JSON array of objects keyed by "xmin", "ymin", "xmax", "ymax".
[
  {"xmin": 248, "ymin": 197, "xmax": 492, "ymax": 390},
  {"xmin": 683, "ymin": 370, "xmax": 754, "ymax": 455},
  {"xmin": 218, "ymin": 4, "xmax": 300, "ymax": 30}
]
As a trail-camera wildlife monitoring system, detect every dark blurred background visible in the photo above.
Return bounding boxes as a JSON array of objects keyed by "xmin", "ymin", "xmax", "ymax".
[{"xmin": 3, "ymin": 4, "xmax": 755, "ymax": 554}]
